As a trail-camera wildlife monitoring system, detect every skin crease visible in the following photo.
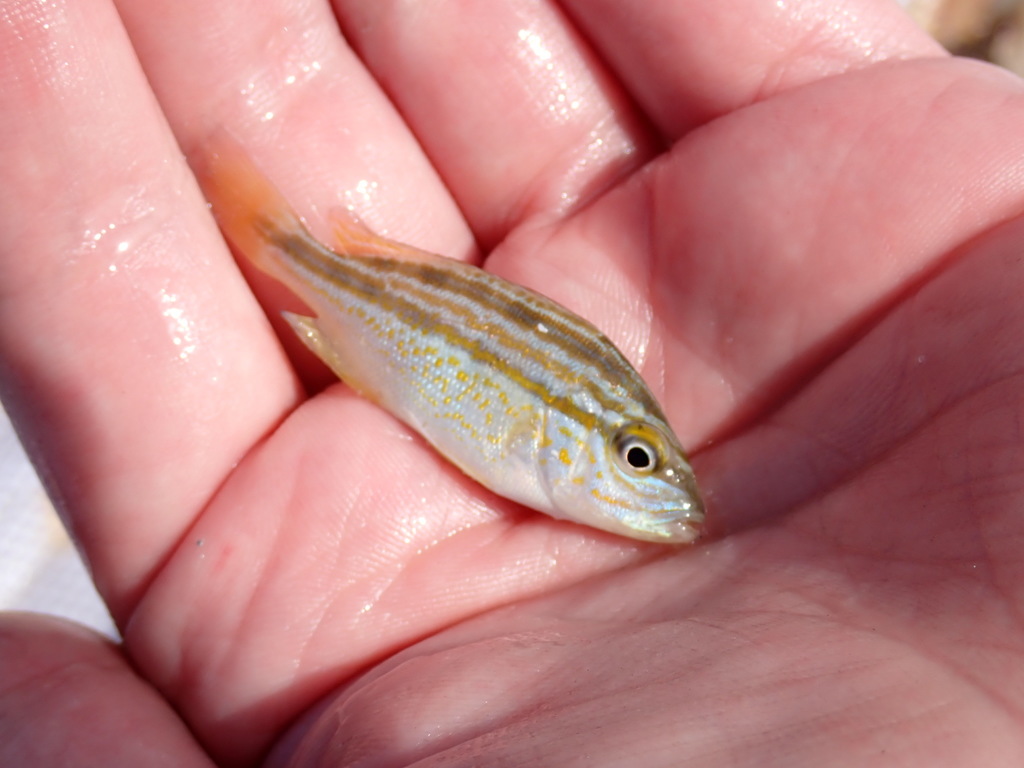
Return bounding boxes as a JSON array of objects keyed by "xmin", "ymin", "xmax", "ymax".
[{"xmin": 3, "ymin": 0, "xmax": 1024, "ymax": 765}]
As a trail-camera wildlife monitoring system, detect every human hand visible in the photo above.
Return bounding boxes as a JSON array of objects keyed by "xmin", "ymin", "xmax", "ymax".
[{"xmin": 4, "ymin": 1, "xmax": 1024, "ymax": 766}]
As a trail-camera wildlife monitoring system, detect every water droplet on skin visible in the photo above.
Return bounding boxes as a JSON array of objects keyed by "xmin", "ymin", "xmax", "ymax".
[
  {"xmin": 342, "ymin": 178, "xmax": 380, "ymax": 211},
  {"xmin": 159, "ymin": 291, "xmax": 198, "ymax": 361},
  {"xmin": 518, "ymin": 28, "xmax": 553, "ymax": 61},
  {"xmin": 82, "ymin": 221, "xmax": 122, "ymax": 250},
  {"xmin": 515, "ymin": 27, "xmax": 585, "ymax": 124}
]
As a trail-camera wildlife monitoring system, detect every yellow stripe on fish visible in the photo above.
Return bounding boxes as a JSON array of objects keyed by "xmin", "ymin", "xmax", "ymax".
[{"xmin": 203, "ymin": 139, "xmax": 705, "ymax": 543}]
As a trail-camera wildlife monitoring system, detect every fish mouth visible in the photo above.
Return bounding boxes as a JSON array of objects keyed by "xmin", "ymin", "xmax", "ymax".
[
  {"xmin": 661, "ymin": 501, "xmax": 706, "ymax": 543},
  {"xmin": 663, "ymin": 516, "xmax": 704, "ymax": 545},
  {"xmin": 626, "ymin": 510, "xmax": 704, "ymax": 544}
]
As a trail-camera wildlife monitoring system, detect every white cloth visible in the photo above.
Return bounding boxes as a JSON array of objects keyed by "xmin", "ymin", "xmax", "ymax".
[{"xmin": 0, "ymin": 406, "xmax": 116, "ymax": 638}]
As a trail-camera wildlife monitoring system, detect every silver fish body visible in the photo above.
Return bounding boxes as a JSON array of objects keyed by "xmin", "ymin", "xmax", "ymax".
[{"xmin": 206, "ymin": 146, "xmax": 705, "ymax": 543}]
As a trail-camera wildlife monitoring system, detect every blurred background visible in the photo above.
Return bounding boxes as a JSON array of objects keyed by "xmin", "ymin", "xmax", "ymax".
[
  {"xmin": 2, "ymin": 0, "xmax": 1022, "ymax": 640},
  {"xmin": 908, "ymin": 0, "xmax": 1024, "ymax": 72}
]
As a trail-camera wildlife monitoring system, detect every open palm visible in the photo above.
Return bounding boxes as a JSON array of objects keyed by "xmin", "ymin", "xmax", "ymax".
[{"xmin": 4, "ymin": 1, "xmax": 1024, "ymax": 766}]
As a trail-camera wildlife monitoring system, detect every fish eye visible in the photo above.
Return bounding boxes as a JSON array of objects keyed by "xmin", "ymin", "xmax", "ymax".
[
  {"xmin": 622, "ymin": 439, "xmax": 655, "ymax": 470},
  {"xmin": 612, "ymin": 423, "xmax": 665, "ymax": 475}
]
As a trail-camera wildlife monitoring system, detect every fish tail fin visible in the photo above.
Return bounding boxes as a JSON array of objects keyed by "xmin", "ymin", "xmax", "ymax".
[
  {"xmin": 200, "ymin": 132, "xmax": 449, "ymax": 270},
  {"xmin": 199, "ymin": 133, "xmax": 305, "ymax": 273}
]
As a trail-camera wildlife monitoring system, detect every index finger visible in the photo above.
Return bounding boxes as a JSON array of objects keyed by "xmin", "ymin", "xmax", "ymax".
[{"xmin": 0, "ymin": 0, "xmax": 301, "ymax": 617}]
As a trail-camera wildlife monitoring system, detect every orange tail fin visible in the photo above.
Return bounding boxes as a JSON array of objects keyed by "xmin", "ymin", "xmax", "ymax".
[
  {"xmin": 200, "ymin": 133, "xmax": 450, "ymax": 270},
  {"xmin": 199, "ymin": 133, "xmax": 304, "ymax": 273}
]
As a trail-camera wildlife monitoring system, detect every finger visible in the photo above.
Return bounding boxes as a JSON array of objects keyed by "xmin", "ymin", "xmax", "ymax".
[
  {"xmin": 561, "ymin": 0, "xmax": 943, "ymax": 138},
  {"xmin": 0, "ymin": 613, "xmax": 213, "ymax": 767},
  {"xmin": 113, "ymin": 0, "xmax": 477, "ymax": 260},
  {"xmin": 112, "ymin": 0, "xmax": 484, "ymax": 392},
  {"xmin": 332, "ymin": 0, "xmax": 659, "ymax": 247},
  {"xmin": 0, "ymin": 0, "xmax": 301, "ymax": 618}
]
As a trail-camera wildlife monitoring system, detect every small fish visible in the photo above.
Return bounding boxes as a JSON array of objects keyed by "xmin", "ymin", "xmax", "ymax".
[{"xmin": 202, "ymin": 141, "xmax": 704, "ymax": 543}]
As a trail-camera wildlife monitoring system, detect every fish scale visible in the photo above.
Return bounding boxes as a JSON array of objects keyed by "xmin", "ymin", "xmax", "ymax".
[{"xmin": 203, "ymin": 139, "xmax": 705, "ymax": 543}]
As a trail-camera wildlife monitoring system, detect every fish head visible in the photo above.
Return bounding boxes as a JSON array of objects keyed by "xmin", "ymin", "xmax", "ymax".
[{"xmin": 544, "ymin": 417, "xmax": 705, "ymax": 544}]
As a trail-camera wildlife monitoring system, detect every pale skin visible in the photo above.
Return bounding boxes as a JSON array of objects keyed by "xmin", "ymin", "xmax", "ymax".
[{"xmin": 2, "ymin": 0, "xmax": 1024, "ymax": 765}]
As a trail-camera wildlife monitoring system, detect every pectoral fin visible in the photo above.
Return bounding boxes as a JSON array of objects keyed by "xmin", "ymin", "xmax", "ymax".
[
  {"xmin": 283, "ymin": 311, "xmax": 331, "ymax": 364},
  {"xmin": 282, "ymin": 311, "xmax": 379, "ymax": 403},
  {"xmin": 283, "ymin": 311, "xmax": 354, "ymax": 387}
]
